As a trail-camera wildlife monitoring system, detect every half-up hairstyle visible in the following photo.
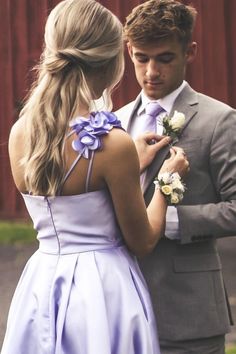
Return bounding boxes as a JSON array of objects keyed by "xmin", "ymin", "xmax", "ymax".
[{"xmin": 20, "ymin": 0, "xmax": 124, "ymax": 196}]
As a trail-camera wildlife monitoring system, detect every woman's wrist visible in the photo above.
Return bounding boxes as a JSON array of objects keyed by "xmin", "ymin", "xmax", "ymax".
[{"xmin": 153, "ymin": 172, "xmax": 185, "ymax": 205}]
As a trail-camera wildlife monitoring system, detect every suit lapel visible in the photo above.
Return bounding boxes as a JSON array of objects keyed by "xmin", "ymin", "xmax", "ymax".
[
  {"xmin": 170, "ymin": 83, "xmax": 198, "ymax": 141},
  {"xmin": 125, "ymin": 94, "xmax": 142, "ymax": 133}
]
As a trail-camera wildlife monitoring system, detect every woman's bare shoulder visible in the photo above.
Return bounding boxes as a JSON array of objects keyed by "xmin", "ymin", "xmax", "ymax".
[
  {"xmin": 99, "ymin": 127, "xmax": 140, "ymax": 178},
  {"xmin": 8, "ymin": 117, "xmax": 27, "ymax": 164},
  {"xmin": 9, "ymin": 117, "xmax": 26, "ymax": 145},
  {"xmin": 103, "ymin": 127, "xmax": 136, "ymax": 156},
  {"xmin": 8, "ymin": 117, "xmax": 28, "ymax": 191}
]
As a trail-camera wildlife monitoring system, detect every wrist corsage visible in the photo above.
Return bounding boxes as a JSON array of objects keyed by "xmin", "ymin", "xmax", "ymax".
[
  {"xmin": 154, "ymin": 172, "xmax": 185, "ymax": 205},
  {"xmin": 162, "ymin": 110, "xmax": 185, "ymax": 142}
]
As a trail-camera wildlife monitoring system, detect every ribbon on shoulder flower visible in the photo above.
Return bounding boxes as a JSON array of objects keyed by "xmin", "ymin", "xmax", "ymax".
[
  {"xmin": 69, "ymin": 111, "xmax": 121, "ymax": 159},
  {"xmin": 162, "ymin": 111, "xmax": 185, "ymax": 142},
  {"xmin": 154, "ymin": 172, "xmax": 185, "ymax": 205}
]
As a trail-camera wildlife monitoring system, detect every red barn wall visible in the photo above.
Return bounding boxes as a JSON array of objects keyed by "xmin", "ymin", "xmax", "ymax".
[{"xmin": 0, "ymin": 0, "xmax": 235, "ymax": 219}]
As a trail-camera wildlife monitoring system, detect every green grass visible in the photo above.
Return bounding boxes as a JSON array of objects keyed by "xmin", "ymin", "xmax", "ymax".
[
  {"xmin": 227, "ymin": 347, "xmax": 236, "ymax": 354},
  {"xmin": 0, "ymin": 221, "xmax": 36, "ymax": 244}
]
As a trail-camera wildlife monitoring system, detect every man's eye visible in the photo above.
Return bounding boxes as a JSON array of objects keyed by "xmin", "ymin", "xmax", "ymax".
[
  {"xmin": 159, "ymin": 55, "xmax": 174, "ymax": 63},
  {"xmin": 135, "ymin": 56, "xmax": 148, "ymax": 63}
]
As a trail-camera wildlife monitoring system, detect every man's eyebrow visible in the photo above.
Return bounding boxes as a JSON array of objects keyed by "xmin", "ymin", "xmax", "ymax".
[
  {"xmin": 134, "ymin": 51, "xmax": 175, "ymax": 58},
  {"xmin": 158, "ymin": 51, "xmax": 175, "ymax": 56},
  {"xmin": 133, "ymin": 52, "xmax": 147, "ymax": 56}
]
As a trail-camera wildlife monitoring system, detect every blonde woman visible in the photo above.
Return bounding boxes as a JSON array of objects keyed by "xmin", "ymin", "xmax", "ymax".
[{"xmin": 2, "ymin": 0, "xmax": 188, "ymax": 353}]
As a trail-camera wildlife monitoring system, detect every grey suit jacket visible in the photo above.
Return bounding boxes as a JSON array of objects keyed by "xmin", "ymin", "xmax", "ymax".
[{"xmin": 115, "ymin": 83, "xmax": 236, "ymax": 341}]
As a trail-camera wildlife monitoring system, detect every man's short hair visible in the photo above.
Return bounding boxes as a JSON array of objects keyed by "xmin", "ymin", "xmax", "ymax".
[{"xmin": 124, "ymin": 0, "xmax": 197, "ymax": 49}]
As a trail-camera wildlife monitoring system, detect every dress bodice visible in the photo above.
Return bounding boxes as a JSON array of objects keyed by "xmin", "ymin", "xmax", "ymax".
[
  {"xmin": 22, "ymin": 189, "xmax": 123, "ymax": 255},
  {"xmin": 21, "ymin": 111, "xmax": 124, "ymax": 255}
]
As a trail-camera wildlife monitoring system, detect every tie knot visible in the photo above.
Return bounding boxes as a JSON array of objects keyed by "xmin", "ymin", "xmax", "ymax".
[{"xmin": 145, "ymin": 102, "xmax": 164, "ymax": 117}]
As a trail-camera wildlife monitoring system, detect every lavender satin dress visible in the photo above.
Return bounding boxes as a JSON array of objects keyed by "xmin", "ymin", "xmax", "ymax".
[{"xmin": 1, "ymin": 112, "xmax": 160, "ymax": 354}]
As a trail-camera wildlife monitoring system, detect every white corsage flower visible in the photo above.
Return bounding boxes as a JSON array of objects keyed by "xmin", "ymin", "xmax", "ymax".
[
  {"xmin": 171, "ymin": 175, "xmax": 185, "ymax": 192},
  {"xmin": 161, "ymin": 185, "xmax": 173, "ymax": 195},
  {"xmin": 159, "ymin": 172, "xmax": 172, "ymax": 184},
  {"xmin": 170, "ymin": 192, "xmax": 180, "ymax": 204},
  {"xmin": 154, "ymin": 172, "xmax": 186, "ymax": 205}
]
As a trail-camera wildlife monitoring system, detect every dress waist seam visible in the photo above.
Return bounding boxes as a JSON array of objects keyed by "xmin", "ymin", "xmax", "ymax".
[{"xmin": 38, "ymin": 243, "xmax": 125, "ymax": 255}]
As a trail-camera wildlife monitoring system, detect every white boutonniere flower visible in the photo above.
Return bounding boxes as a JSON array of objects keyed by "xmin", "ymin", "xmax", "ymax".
[
  {"xmin": 162, "ymin": 111, "xmax": 185, "ymax": 141},
  {"xmin": 154, "ymin": 172, "xmax": 185, "ymax": 205}
]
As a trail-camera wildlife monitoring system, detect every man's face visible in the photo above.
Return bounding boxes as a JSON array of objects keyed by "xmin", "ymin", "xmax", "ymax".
[{"xmin": 127, "ymin": 37, "xmax": 196, "ymax": 100}]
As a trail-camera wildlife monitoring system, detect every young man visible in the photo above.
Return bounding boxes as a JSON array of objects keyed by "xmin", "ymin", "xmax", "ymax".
[{"xmin": 115, "ymin": 1, "xmax": 236, "ymax": 353}]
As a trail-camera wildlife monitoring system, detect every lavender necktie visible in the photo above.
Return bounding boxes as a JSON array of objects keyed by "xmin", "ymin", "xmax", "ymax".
[
  {"xmin": 140, "ymin": 102, "xmax": 164, "ymax": 189},
  {"xmin": 142, "ymin": 101, "xmax": 164, "ymax": 133}
]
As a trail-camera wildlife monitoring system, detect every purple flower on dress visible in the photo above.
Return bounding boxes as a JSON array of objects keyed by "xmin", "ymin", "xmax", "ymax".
[
  {"xmin": 90, "ymin": 111, "xmax": 121, "ymax": 130},
  {"xmin": 69, "ymin": 111, "xmax": 122, "ymax": 159}
]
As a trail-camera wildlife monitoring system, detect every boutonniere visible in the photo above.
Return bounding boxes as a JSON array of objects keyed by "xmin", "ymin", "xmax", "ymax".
[{"xmin": 162, "ymin": 110, "xmax": 185, "ymax": 142}]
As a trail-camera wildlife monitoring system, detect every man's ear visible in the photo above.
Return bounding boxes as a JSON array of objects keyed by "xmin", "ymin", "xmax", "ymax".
[
  {"xmin": 127, "ymin": 42, "xmax": 134, "ymax": 59},
  {"xmin": 186, "ymin": 42, "xmax": 197, "ymax": 63}
]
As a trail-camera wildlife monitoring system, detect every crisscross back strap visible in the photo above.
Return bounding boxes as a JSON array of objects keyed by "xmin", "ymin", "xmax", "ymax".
[
  {"xmin": 58, "ymin": 152, "xmax": 83, "ymax": 195},
  {"xmin": 58, "ymin": 130, "xmax": 84, "ymax": 195},
  {"xmin": 63, "ymin": 153, "xmax": 83, "ymax": 185},
  {"xmin": 85, "ymin": 150, "xmax": 95, "ymax": 193},
  {"xmin": 59, "ymin": 129, "xmax": 96, "ymax": 194},
  {"xmin": 59, "ymin": 150, "xmax": 95, "ymax": 195}
]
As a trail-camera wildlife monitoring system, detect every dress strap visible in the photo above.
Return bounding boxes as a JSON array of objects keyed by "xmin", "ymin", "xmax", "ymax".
[
  {"xmin": 85, "ymin": 150, "xmax": 95, "ymax": 193},
  {"xmin": 63, "ymin": 153, "xmax": 83, "ymax": 185},
  {"xmin": 59, "ymin": 150, "xmax": 95, "ymax": 194},
  {"xmin": 62, "ymin": 130, "xmax": 83, "ymax": 186},
  {"xmin": 62, "ymin": 111, "xmax": 122, "ymax": 194},
  {"xmin": 58, "ymin": 153, "xmax": 83, "ymax": 195}
]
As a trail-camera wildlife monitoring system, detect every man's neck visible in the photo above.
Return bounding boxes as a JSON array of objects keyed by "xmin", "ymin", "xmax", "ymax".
[{"xmin": 141, "ymin": 80, "xmax": 187, "ymax": 115}]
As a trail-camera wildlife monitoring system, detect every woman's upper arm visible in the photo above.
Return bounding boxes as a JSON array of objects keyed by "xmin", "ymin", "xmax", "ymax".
[
  {"xmin": 102, "ymin": 129, "xmax": 153, "ymax": 255},
  {"xmin": 8, "ymin": 119, "xmax": 26, "ymax": 191}
]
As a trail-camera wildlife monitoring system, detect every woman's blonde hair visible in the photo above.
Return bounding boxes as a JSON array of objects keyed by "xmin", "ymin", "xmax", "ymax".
[{"xmin": 20, "ymin": 0, "xmax": 124, "ymax": 196}]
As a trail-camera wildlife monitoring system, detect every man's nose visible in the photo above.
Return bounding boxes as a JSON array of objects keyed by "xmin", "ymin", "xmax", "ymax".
[{"xmin": 146, "ymin": 60, "xmax": 160, "ymax": 77}]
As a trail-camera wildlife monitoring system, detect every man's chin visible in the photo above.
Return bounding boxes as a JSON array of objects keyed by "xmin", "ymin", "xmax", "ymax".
[{"xmin": 144, "ymin": 89, "xmax": 165, "ymax": 100}]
